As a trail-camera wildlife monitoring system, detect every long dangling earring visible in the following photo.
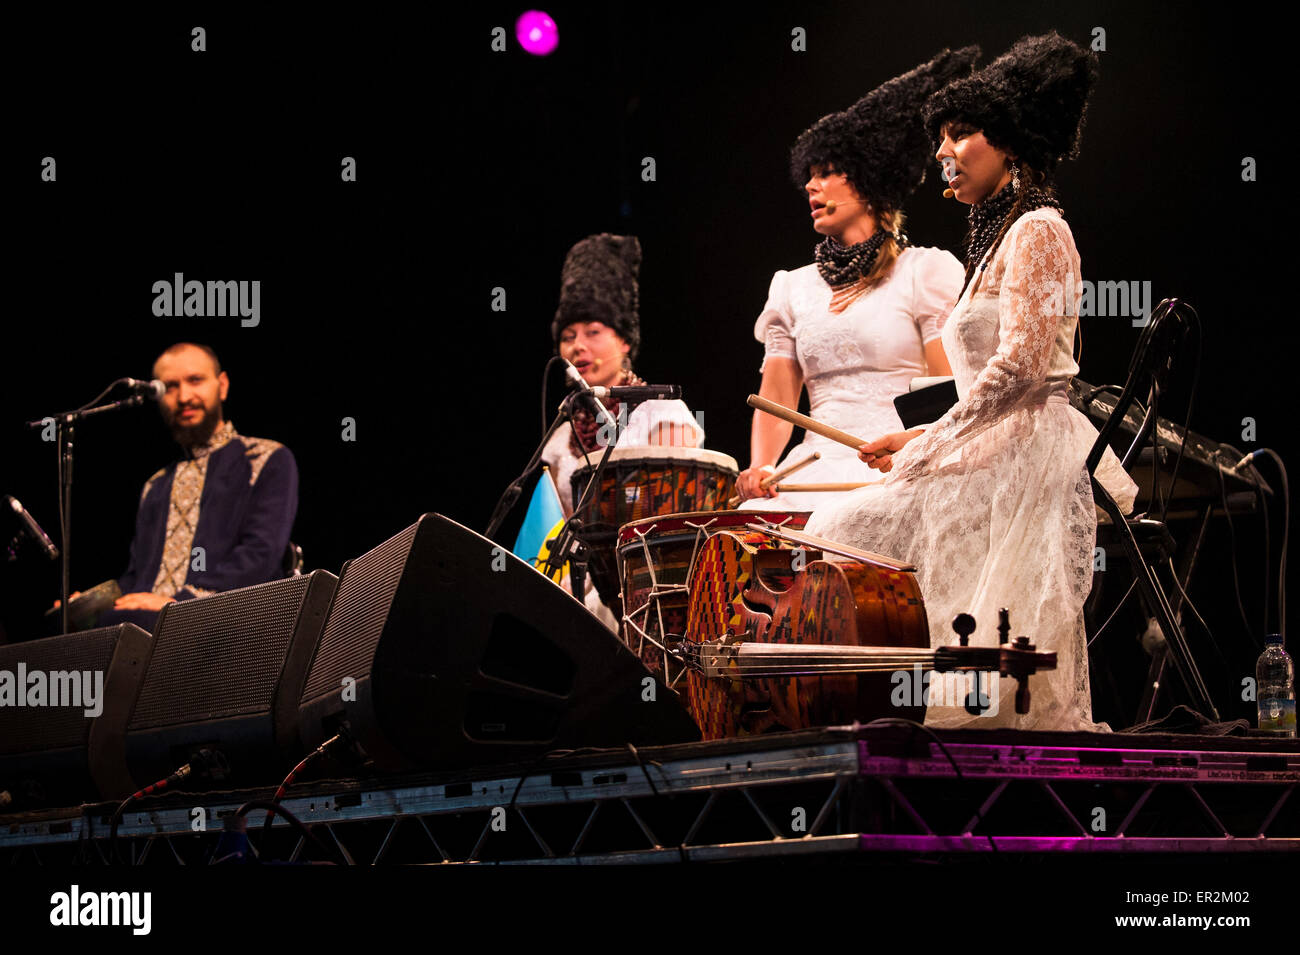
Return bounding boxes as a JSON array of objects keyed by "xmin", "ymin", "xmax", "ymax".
[{"xmin": 1011, "ymin": 162, "xmax": 1021, "ymax": 193}]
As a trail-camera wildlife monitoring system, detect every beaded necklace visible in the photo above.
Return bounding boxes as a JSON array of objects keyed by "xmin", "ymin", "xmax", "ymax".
[
  {"xmin": 814, "ymin": 230, "xmax": 896, "ymax": 287},
  {"xmin": 965, "ymin": 184, "xmax": 1061, "ymax": 272}
]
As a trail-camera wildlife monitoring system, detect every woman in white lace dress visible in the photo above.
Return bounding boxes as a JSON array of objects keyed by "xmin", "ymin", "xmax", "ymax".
[
  {"xmin": 805, "ymin": 33, "xmax": 1138, "ymax": 732},
  {"xmin": 735, "ymin": 49, "xmax": 979, "ymax": 511}
]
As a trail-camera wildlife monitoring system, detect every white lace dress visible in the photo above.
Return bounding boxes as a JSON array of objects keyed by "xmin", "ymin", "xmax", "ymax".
[
  {"xmin": 805, "ymin": 209, "xmax": 1139, "ymax": 732},
  {"xmin": 739, "ymin": 246, "xmax": 964, "ymax": 512}
]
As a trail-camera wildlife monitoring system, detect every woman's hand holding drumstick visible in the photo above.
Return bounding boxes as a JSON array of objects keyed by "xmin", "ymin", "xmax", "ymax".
[
  {"xmin": 745, "ymin": 393, "xmax": 926, "ymax": 476},
  {"xmin": 856, "ymin": 429, "xmax": 926, "ymax": 472},
  {"xmin": 729, "ymin": 452, "xmax": 820, "ymax": 506}
]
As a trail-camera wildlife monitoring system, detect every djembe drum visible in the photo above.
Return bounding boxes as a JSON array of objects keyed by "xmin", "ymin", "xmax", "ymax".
[
  {"xmin": 569, "ymin": 447, "xmax": 739, "ymax": 618},
  {"xmin": 616, "ymin": 509, "xmax": 810, "ymax": 686}
]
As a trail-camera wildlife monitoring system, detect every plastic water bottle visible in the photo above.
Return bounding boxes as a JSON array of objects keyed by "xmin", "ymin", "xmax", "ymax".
[{"xmin": 1256, "ymin": 636, "xmax": 1296, "ymax": 737}]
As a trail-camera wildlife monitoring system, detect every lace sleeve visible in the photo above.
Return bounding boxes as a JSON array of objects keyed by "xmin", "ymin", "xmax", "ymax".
[{"xmin": 891, "ymin": 215, "xmax": 1073, "ymax": 479}]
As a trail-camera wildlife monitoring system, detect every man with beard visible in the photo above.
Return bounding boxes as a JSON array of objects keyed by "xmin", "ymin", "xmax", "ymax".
[{"xmin": 95, "ymin": 342, "xmax": 298, "ymax": 631}]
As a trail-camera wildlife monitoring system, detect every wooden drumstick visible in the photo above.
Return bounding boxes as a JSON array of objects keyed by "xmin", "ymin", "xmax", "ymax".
[
  {"xmin": 772, "ymin": 481, "xmax": 880, "ymax": 492},
  {"xmin": 727, "ymin": 451, "xmax": 821, "ymax": 507},
  {"xmin": 747, "ymin": 394, "xmax": 870, "ymax": 452}
]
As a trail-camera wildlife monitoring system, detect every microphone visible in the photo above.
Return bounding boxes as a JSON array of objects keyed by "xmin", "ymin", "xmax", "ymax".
[
  {"xmin": 589, "ymin": 384, "xmax": 682, "ymax": 401},
  {"xmin": 5, "ymin": 495, "xmax": 59, "ymax": 560},
  {"xmin": 823, "ymin": 199, "xmax": 869, "ymax": 214},
  {"xmin": 561, "ymin": 360, "xmax": 619, "ymax": 432},
  {"xmin": 121, "ymin": 378, "xmax": 166, "ymax": 400}
]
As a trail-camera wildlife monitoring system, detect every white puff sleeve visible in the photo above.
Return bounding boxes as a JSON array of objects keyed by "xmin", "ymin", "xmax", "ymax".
[
  {"xmin": 753, "ymin": 270, "xmax": 796, "ymax": 373},
  {"xmin": 620, "ymin": 399, "xmax": 705, "ymax": 448},
  {"xmin": 909, "ymin": 246, "xmax": 964, "ymax": 344}
]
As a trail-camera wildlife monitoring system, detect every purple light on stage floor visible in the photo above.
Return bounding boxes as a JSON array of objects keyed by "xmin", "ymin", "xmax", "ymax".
[{"xmin": 516, "ymin": 11, "xmax": 559, "ymax": 56}]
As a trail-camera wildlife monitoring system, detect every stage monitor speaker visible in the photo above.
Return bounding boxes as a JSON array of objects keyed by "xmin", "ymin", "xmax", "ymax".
[
  {"xmin": 298, "ymin": 513, "xmax": 701, "ymax": 771},
  {"xmin": 121, "ymin": 570, "xmax": 338, "ymax": 790},
  {"xmin": 0, "ymin": 623, "xmax": 152, "ymax": 806}
]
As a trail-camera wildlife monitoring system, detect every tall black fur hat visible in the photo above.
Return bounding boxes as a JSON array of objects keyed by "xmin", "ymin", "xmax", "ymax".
[
  {"xmin": 789, "ymin": 46, "xmax": 981, "ymax": 212},
  {"xmin": 924, "ymin": 32, "xmax": 1099, "ymax": 174},
  {"xmin": 551, "ymin": 233, "xmax": 641, "ymax": 360}
]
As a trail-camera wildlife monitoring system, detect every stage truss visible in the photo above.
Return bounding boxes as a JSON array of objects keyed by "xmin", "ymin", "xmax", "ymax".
[{"xmin": 4, "ymin": 726, "xmax": 1299, "ymax": 864}]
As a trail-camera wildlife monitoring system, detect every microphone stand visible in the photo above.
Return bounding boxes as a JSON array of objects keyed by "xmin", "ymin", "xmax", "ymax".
[
  {"xmin": 485, "ymin": 388, "xmax": 623, "ymax": 602},
  {"xmin": 484, "ymin": 392, "xmax": 580, "ymax": 544},
  {"xmin": 541, "ymin": 437, "xmax": 619, "ymax": 601},
  {"xmin": 26, "ymin": 391, "xmax": 152, "ymax": 634}
]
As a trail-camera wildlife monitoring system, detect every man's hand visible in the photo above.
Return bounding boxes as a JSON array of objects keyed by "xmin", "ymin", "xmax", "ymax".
[
  {"xmin": 51, "ymin": 590, "xmax": 83, "ymax": 610},
  {"xmin": 858, "ymin": 430, "xmax": 925, "ymax": 472},
  {"xmin": 736, "ymin": 465, "xmax": 777, "ymax": 502},
  {"xmin": 114, "ymin": 592, "xmax": 176, "ymax": 611}
]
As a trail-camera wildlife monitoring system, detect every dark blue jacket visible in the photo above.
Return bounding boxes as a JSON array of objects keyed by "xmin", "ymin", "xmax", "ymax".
[{"xmin": 102, "ymin": 432, "xmax": 298, "ymax": 630}]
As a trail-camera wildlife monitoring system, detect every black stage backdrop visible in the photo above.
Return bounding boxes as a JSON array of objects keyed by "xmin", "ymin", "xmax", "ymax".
[{"xmin": 3, "ymin": 4, "xmax": 1287, "ymax": 727}]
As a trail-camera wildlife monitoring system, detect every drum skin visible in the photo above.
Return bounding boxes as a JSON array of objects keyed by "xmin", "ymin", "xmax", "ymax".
[{"xmin": 571, "ymin": 449, "xmax": 740, "ymax": 620}]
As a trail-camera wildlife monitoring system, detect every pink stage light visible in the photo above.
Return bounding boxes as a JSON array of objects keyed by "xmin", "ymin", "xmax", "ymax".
[{"xmin": 516, "ymin": 11, "xmax": 559, "ymax": 56}]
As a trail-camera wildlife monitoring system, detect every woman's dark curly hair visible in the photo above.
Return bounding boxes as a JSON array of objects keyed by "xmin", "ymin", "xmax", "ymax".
[
  {"xmin": 924, "ymin": 31, "xmax": 1099, "ymax": 175},
  {"xmin": 789, "ymin": 46, "xmax": 980, "ymax": 213}
]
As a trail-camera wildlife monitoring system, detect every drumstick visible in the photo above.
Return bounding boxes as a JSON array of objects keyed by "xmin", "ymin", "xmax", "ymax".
[
  {"xmin": 748, "ymin": 394, "xmax": 870, "ymax": 452},
  {"xmin": 772, "ymin": 481, "xmax": 880, "ymax": 492},
  {"xmin": 727, "ymin": 451, "xmax": 821, "ymax": 507}
]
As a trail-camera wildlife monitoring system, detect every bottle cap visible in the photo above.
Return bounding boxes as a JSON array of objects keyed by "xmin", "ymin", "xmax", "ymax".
[{"xmin": 1266, "ymin": 634, "xmax": 1284, "ymax": 645}]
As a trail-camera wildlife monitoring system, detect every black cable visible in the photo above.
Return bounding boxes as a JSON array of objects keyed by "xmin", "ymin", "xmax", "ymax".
[
  {"xmin": 625, "ymin": 742, "xmax": 688, "ymax": 864},
  {"xmin": 1252, "ymin": 450, "xmax": 1290, "ymax": 644},
  {"xmin": 1164, "ymin": 557, "xmax": 1231, "ymax": 664},
  {"xmin": 1086, "ymin": 578, "xmax": 1139, "ymax": 648},
  {"xmin": 1149, "ymin": 383, "xmax": 1162, "ymax": 518},
  {"xmin": 540, "ymin": 355, "xmax": 564, "ymax": 438},
  {"xmin": 75, "ymin": 377, "xmax": 137, "ymax": 412},
  {"xmin": 1261, "ymin": 475, "xmax": 1272, "ymax": 634},
  {"xmin": 1218, "ymin": 443, "xmax": 1259, "ymax": 638},
  {"xmin": 234, "ymin": 799, "xmax": 347, "ymax": 865}
]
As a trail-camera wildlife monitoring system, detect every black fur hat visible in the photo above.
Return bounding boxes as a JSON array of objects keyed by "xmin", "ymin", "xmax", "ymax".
[
  {"xmin": 924, "ymin": 32, "xmax": 1099, "ymax": 174},
  {"xmin": 789, "ymin": 46, "xmax": 981, "ymax": 212},
  {"xmin": 551, "ymin": 233, "xmax": 641, "ymax": 360}
]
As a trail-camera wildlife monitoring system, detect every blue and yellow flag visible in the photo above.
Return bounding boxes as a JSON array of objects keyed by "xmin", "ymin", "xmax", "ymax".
[{"xmin": 512, "ymin": 467, "xmax": 565, "ymax": 576}]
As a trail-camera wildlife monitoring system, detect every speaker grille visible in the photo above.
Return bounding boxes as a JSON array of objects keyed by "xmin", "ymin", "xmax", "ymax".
[
  {"xmin": 128, "ymin": 575, "xmax": 313, "ymax": 729},
  {"xmin": 0, "ymin": 627, "xmax": 123, "ymax": 753},
  {"xmin": 301, "ymin": 520, "xmax": 419, "ymax": 702}
]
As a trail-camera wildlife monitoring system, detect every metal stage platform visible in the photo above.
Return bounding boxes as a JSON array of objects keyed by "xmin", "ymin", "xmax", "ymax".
[{"xmin": 5, "ymin": 724, "xmax": 1300, "ymax": 865}]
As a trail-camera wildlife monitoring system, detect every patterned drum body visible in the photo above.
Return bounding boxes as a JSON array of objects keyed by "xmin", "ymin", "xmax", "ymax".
[
  {"xmin": 571, "ymin": 448, "xmax": 740, "ymax": 618},
  {"xmin": 615, "ymin": 510, "xmax": 810, "ymax": 686},
  {"xmin": 685, "ymin": 530, "xmax": 929, "ymax": 740},
  {"xmin": 570, "ymin": 447, "xmax": 740, "ymax": 530}
]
